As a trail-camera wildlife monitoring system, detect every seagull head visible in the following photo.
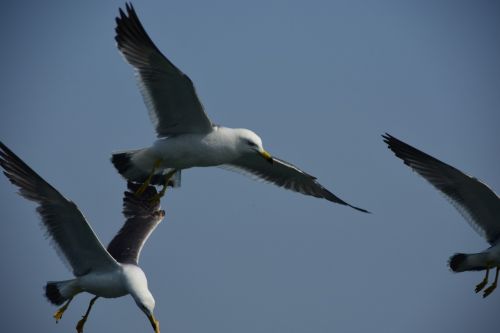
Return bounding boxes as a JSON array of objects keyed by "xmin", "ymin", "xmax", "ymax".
[
  {"xmin": 236, "ymin": 129, "xmax": 273, "ymax": 164},
  {"xmin": 135, "ymin": 291, "xmax": 160, "ymax": 333},
  {"xmin": 126, "ymin": 266, "xmax": 160, "ymax": 333}
]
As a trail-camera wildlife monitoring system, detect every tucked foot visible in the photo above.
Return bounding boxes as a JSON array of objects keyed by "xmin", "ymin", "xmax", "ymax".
[
  {"xmin": 135, "ymin": 159, "xmax": 162, "ymax": 197},
  {"xmin": 53, "ymin": 298, "xmax": 73, "ymax": 323},
  {"xmin": 475, "ymin": 278, "xmax": 489, "ymax": 293},
  {"xmin": 483, "ymin": 267, "xmax": 499, "ymax": 298},
  {"xmin": 149, "ymin": 169, "xmax": 177, "ymax": 202},
  {"xmin": 475, "ymin": 280, "xmax": 488, "ymax": 293},
  {"xmin": 135, "ymin": 181, "xmax": 151, "ymax": 197},
  {"xmin": 149, "ymin": 186, "xmax": 165, "ymax": 204},
  {"xmin": 483, "ymin": 283, "xmax": 497, "ymax": 298}
]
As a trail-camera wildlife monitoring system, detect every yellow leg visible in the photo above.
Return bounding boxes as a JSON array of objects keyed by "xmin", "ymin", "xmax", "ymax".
[
  {"xmin": 483, "ymin": 267, "xmax": 499, "ymax": 298},
  {"xmin": 53, "ymin": 297, "xmax": 73, "ymax": 323},
  {"xmin": 75, "ymin": 296, "xmax": 99, "ymax": 333},
  {"xmin": 136, "ymin": 159, "xmax": 162, "ymax": 196},
  {"xmin": 150, "ymin": 169, "xmax": 177, "ymax": 202},
  {"xmin": 475, "ymin": 267, "xmax": 490, "ymax": 293}
]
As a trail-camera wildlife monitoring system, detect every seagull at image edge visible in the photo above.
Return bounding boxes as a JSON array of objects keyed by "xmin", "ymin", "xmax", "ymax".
[
  {"xmin": 383, "ymin": 133, "xmax": 500, "ymax": 297},
  {"xmin": 0, "ymin": 141, "xmax": 163, "ymax": 332}
]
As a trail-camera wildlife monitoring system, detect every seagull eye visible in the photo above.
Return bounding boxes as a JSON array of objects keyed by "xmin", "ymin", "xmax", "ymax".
[{"xmin": 246, "ymin": 140, "xmax": 257, "ymax": 148}]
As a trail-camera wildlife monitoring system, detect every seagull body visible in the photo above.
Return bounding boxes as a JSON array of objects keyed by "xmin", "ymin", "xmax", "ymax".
[
  {"xmin": 135, "ymin": 127, "xmax": 262, "ymax": 170},
  {"xmin": 383, "ymin": 133, "xmax": 500, "ymax": 297},
  {"xmin": 0, "ymin": 141, "xmax": 162, "ymax": 332},
  {"xmin": 112, "ymin": 3, "xmax": 368, "ymax": 213}
]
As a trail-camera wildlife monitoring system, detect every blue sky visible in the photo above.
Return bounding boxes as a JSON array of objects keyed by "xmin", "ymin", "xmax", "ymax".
[{"xmin": 0, "ymin": 1, "xmax": 499, "ymax": 332}]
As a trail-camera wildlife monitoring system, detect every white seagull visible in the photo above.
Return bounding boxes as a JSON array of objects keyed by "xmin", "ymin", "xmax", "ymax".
[
  {"xmin": 0, "ymin": 141, "xmax": 163, "ymax": 332},
  {"xmin": 111, "ymin": 3, "xmax": 368, "ymax": 213},
  {"xmin": 383, "ymin": 133, "xmax": 500, "ymax": 297}
]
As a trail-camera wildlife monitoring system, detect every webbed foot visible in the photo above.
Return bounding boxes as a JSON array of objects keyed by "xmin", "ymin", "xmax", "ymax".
[{"xmin": 53, "ymin": 297, "xmax": 73, "ymax": 323}]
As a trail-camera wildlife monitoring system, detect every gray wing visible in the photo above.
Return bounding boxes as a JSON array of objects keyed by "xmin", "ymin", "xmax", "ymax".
[
  {"xmin": 107, "ymin": 182, "xmax": 164, "ymax": 265},
  {"xmin": 0, "ymin": 142, "xmax": 118, "ymax": 276},
  {"xmin": 383, "ymin": 133, "xmax": 500, "ymax": 244},
  {"xmin": 115, "ymin": 3, "xmax": 213, "ymax": 136},
  {"xmin": 226, "ymin": 154, "xmax": 369, "ymax": 213}
]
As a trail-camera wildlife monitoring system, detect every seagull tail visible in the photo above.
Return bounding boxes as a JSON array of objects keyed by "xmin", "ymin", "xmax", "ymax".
[
  {"xmin": 111, "ymin": 149, "xmax": 182, "ymax": 187},
  {"xmin": 44, "ymin": 280, "xmax": 80, "ymax": 305},
  {"xmin": 449, "ymin": 253, "xmax": 467, "ymax": 272},
  {"xmin": 111, "ymin": 149, "xmax": 145, "ymax": 182},
  {"xmin": 448, "ymin": 253, "xmax": 488, "ymax": 272}
]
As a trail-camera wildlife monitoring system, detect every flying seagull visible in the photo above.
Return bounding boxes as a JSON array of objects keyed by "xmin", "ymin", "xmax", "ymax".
[
  {"xmin": 0, "ymin": 141, "xmax": 163, "ymax": 332},
  {"xmin": 111, "ymin": 3, "xmax": 368, "ymax": 213},
  {"xmin": 383, "ymin": 133, "xmax": 500, "ymax": 297}
]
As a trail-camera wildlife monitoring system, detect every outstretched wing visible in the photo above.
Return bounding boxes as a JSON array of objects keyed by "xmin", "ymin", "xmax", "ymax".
[
  {"xmin": 107, "ymin": 182, "xmax": 165, "ymax": 265},
  {"xmin": 225, "ymin": 154, "xmax": 369, "ymax": 213},
  {"xmin": 115, "ymin": 3, "xmax": 213, "ymax": 136},
  {"xmin": 383, "ymin": 133, "xmax": 500, "ymax": 244},
  {"xmin": 0, "ymin": 142, "xmax": 118, "ymax": 276}
]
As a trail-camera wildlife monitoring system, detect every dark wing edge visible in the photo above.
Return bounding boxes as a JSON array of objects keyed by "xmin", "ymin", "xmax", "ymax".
[
  {"xmin": 107, "ymin": 182, "xmax": 165, "ymax": 265},
  {"xmin": 224, "ymin": 155, "xmax": 370, "ymax": 213},
  {"xmin": 0, "ymin": 141, "xmax": 117, "ymax": 276},
  {"xmin": 382, "ymin": 133, "xmax": 500, "ymax": 243},
  {"xmin": 115, "ymin": 3, "xmax": 212, "ymax": 136},
  {"xmin": 115, "ymin": 3, "xmax": 170, "ymax": 70}
]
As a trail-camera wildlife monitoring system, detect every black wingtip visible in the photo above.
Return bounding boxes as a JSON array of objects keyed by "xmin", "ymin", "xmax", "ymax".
[
  {"xmin": 349, "ymin": 204, "xmax": 371, "ymax": 214},
  {"xmin": 382, "ymin": 132, "xmax": 396, "ymax": 145},
  {"xmin": 125, "ymin": 2, "xmax": 134, "ymax": 13}
]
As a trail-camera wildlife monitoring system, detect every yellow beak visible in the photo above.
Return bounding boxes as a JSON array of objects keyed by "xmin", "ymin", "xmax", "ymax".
[
  {"xmin": 147, "ymin": 313, "xmax": 160, "ymax": 333},
  {"xmin": 259, "ymin": 150, "xmax": 273, "ymax": 164}
]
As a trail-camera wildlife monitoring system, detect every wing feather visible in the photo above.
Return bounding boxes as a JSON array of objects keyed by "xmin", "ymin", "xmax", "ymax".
[
  {"xmin": 107, "ymin": 182, "xmax": 164, "ymax": 265},
  {"xmin": 0, "ymin": 142, "xmax": 118, "ymax": 276},
  {"xmin": 115, "ymin": 3, "xmax": 212, "ymax": 136},
  {"xmin": 383, "ymin": 133, "xmax": 500, "ymax": 244},
  {"xmin": 225, "ymin": 154, "xmax": 369, "ymax": 213}
]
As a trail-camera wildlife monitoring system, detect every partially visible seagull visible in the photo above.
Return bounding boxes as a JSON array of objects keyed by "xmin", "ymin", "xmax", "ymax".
[
  {"xmin": 0, "ymin": 141, "xmax": 163, "ymax": 332},
  {"xmin": 111, "ymin": 3, "xmax": 368, "ymax": 213},
  {"xmin": 383, "ymin": 133, "xmax": 500, "ymax": 297}
]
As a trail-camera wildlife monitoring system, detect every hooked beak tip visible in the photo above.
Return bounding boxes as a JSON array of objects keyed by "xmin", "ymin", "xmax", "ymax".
[{"xmin": 148, "ymin": 313, "xmax": 160, "ymax": 333}]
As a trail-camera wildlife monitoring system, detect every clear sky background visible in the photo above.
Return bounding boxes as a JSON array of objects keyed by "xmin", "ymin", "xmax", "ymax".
[{"xmin": 0, "ymin": 1, "xmax": 499, "ymax": 332}]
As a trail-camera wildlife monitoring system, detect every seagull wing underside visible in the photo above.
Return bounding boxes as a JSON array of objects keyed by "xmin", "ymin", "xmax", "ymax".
[
  {"xmin": 225, "ymin": 154, "xmax": 369, "ymax": 213},
  {"xmin": 115, "ymin": 3, "xmax": 212, "ymax": 136},
  {"xmin": 383, "ymin": 133, "xmax": 500, "ymax": 244},
  {"xmin": 0, "ymin": 142, "xmax": 119, "ymax": 276},
  {"xmin": 107, "ymin": 182, "xmax": 164, "ymax": 265}
]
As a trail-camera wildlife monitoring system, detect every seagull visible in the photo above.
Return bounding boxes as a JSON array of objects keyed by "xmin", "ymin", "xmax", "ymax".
[
  {"xmin": 111, "ymin": 3, "xmax": 368, "ymax": 213},
  {"xmin": 383, "ymin": 133, "xmax": 500, "ymax": 297},
  {"xmin": 0, "ymin": 141, "xmax": 163, "ymax": 332}
]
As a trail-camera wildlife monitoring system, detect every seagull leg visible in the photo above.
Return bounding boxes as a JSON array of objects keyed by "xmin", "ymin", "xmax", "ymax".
[
  {"xmin": 53, "ymin": 297, "xmax": 73, "ymax": 322},
  {"xmin": 483, "ymin": 267, "xmax": 499, "ymax": 298},
  {"xmin": 136, "ymin": 159, "xmax": 162, "ymax": 196},
  {"xmin": 75, "ymin": 296, "xmax": 99, "ymax": 333},
  {"xmin": 475, "ymin": 267, "xmax": 490, "ymax": 293},
  {"xmin": 151, "ymin": 169, "xmax": 177, "ymax": 202}
]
